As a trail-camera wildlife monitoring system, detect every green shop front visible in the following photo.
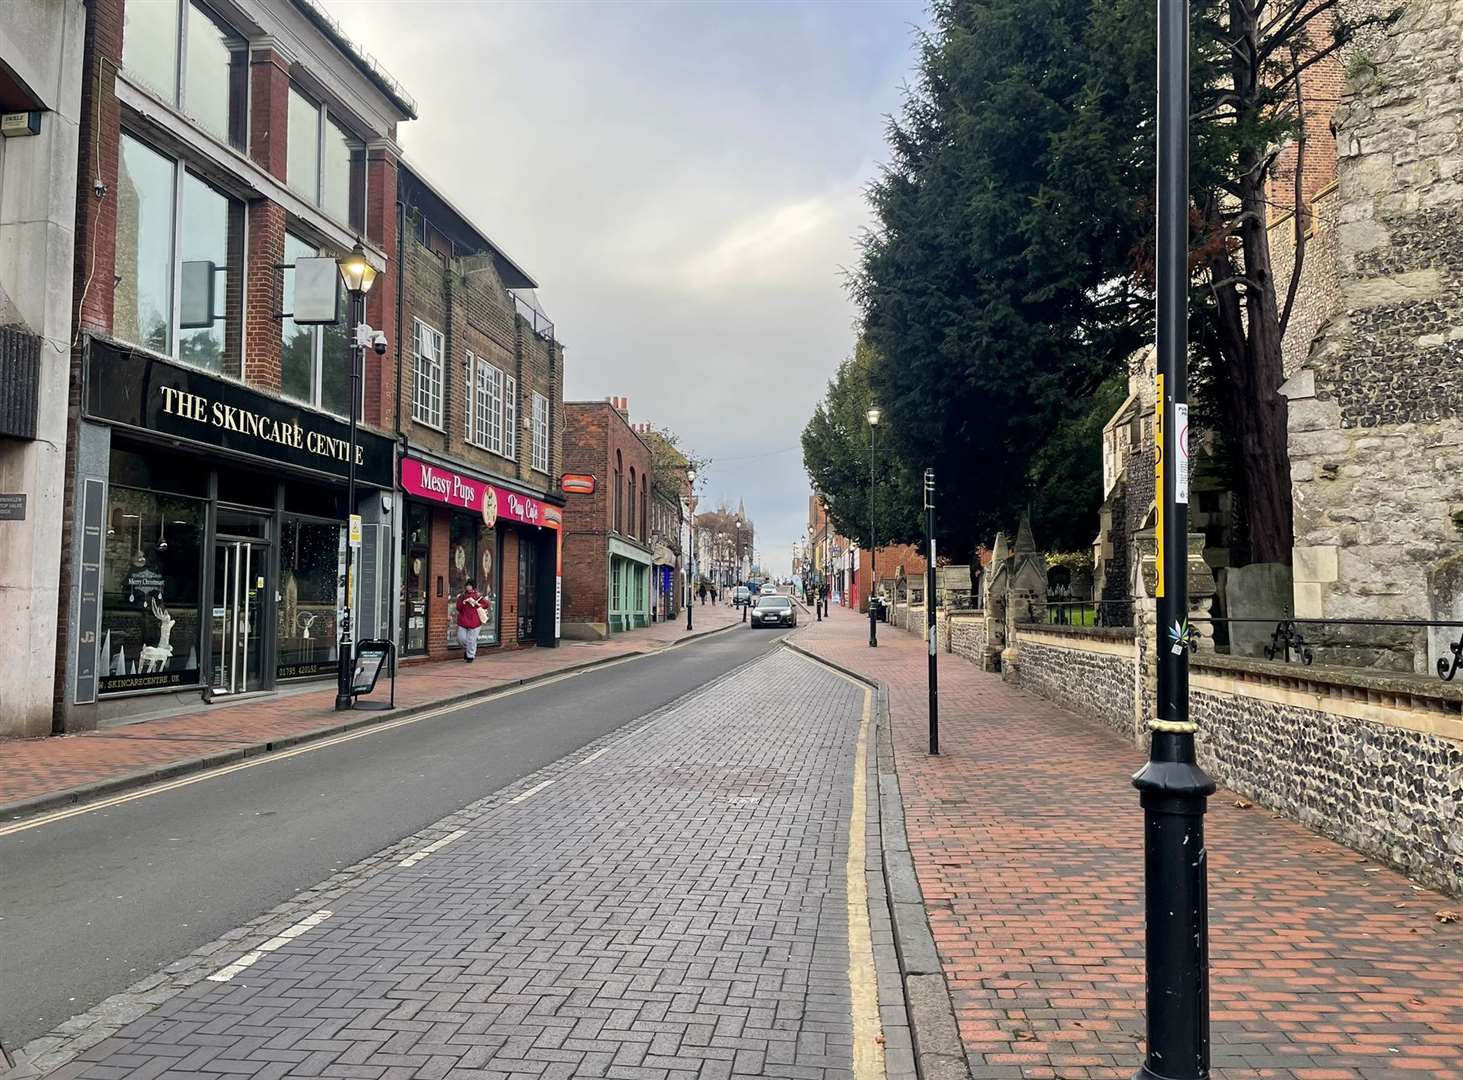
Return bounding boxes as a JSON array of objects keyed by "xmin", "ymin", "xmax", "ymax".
[
  {"xmin": 608, "ymin": 536, "xmax": 653, "ymax": 633},
  {"xmin": 59, "ymin": 341, "xmax": 397, "ymax": 730}
]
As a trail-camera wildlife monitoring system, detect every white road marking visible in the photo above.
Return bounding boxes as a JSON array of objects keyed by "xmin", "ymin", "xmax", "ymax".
[
  {"xmin": 508, "ymin": 780, "xmax": 554, "ymax": 804},
  {"xmin": 398, "ymin": 828, "xmax": 467, "ymax": 868},
  {"xmin": 577, "ymin": 748, "xmax": 610, "ymax": 767},
  {"xmin": 206, "ymin": 909, "xmax": 333, "ymax": 982}
]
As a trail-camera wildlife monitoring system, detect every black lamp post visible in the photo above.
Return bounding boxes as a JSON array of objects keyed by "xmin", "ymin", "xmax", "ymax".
[
  {"xmin": 867, "ymin": 405, "xmax": 881, "ymax": 647},
  {"xmin": 1133, "ymin": 3, "xmax": 1215, "ymax": 1077},
  {"xmin": 685, "ymin": 468, "xmax": 697, "ymax": 631},
  {"xmin": 334, "ymin": 240, "xmax": 377, "ymax": 713}
]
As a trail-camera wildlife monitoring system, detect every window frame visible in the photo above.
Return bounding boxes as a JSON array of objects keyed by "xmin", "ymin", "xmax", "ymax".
[
  {"xmin": 122, "ymin": 0, "xmax": 247, "ymax": 150},
  {"xmin": 287, "ymin": 83, "xmax": 365, "ymax": 232},
  {"xmin": 115, "ymin": 129, "xmax": 241, "ymax": 372},
  {"xmin": 531, "ymin": 392, "xmax": 550, "ymax": 474},
  {"xmin": 412, "ymin": 318, "xmax": 445, "ymax": 430},
  {"xmin": 504, "ymin": 374, "xmax": 518, "ymax": 461}
]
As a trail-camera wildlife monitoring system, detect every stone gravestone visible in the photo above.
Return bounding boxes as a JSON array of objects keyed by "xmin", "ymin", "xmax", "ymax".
[{"xmin": 1224, "ymin": 563, "xmax": 1293, "ymax": 659}]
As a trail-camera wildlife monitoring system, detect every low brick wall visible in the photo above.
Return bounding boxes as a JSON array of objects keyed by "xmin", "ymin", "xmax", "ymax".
[
  {"xmin": 1191, "ymin": 655, "xmax": 1463, "ymax": 897},
  {"xmin": 1011, "ymin": 625, "xmax": 1137, "ymax": 743}
]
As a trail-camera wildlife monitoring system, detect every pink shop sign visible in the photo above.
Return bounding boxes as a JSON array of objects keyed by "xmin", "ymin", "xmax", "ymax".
[{"xmin": 399, "ymin": 457, "xmax": 551, "ymax": 528}]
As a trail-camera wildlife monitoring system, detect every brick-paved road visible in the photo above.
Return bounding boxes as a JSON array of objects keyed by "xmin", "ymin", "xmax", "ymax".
[
  {"xmin": 35, "ymin": 648, "xmax": 879, "ymax": 1080},
  {"xmin": 0, "ymin": 605, "xmax": 743, "ymax": 815},
  {"xmin": 796, "ymin": 606, "xmax": 1463, "ymax": 1080}
]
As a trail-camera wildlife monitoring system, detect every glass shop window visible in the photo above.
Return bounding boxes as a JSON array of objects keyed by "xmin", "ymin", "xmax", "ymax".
[
  {"xmin": 277, "ymin": 517, "xmax": 345, "ymax": 679},
  {"xmin": 100, "ymin": 486, "xmax": 206, "ymax": 694}
]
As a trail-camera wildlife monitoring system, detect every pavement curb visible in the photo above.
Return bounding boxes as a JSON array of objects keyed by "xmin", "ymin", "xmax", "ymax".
[
  {"xmin": 783, "ymin": 638, "xmax": 972, "ymax": 1080},
  {"xmin": 1, "ymin": 622, "xmax": 741, "ymax": 826}
]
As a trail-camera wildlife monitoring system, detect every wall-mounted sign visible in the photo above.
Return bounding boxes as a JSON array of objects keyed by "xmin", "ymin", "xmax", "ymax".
[
  {"xmin": 560, "ymin": 473, "xmax": 596, "ymax": 495},
  {"xmin": 399, "ymin": 457, "xmax": 557, "ymax": 530},
  {"xmin": 86, "ymin": 340, "xmax": 393, "ymax": 488},
  {"xmin": 0, "ymin": 493, "xmax": 25, "ymax": 520}
]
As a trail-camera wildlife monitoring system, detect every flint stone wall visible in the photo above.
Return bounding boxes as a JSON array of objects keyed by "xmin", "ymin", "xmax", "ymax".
[
  {"xmin": 1192, "ymin": 654, "xmax": 1463, "ymax": 897},
  {"xmin": 1010, "ymin": 626, "xmax": 1136, "ymax": 743},
  {"xmin": 945, "ymin": 613, "xmax": 987, "ymax": 662}
]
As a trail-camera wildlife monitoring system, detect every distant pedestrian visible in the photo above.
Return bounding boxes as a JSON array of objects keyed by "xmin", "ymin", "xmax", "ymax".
[
  {"xmin": 711, "ymin": 586, "xmax": 719, "ymax": 605},
  {"xmin": 456, "ymin": 579, "xmax": 484, "ymax": 662},
  {"xmin": 699, "ymin": 583, "xmax": 707, "ymax": 605}
]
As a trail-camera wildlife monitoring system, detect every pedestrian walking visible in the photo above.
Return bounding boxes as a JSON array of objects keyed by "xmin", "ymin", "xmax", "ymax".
[
  {"xmin": 456, "ymin": 579, "xmax": 484, "ymax": 662},
  {"xmin": 699, "ymin": 583, "xmax": 707, "ymax": 605},
  {"xmin": 711, "ymin": 585, "xmax": 719, "ymax": 605}
]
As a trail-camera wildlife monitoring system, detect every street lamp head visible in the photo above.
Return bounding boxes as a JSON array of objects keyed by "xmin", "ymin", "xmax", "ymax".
[
  {"xmin": 337, "ymin": 241, "xmax": 377, "ymax": 298},
  {"xmin": 686, "ymin": 467, "xmax": 697, "ymax": 484},
  {"xmin": 866, "ymin": 405, "xmax": 882, "ymax": 426}
]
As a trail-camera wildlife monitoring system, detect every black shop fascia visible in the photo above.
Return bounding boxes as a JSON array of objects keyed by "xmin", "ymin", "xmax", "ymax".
[{"xmin": 69, "ymin": 340, "xmax": 397, "ymax": 723}]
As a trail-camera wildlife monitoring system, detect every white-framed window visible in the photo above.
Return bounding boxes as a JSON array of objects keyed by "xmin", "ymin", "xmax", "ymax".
[
  {"xmin": 474, "ymin": 360, "xmax": 504, "ymax": 454},
  {"xmin": 464, "ymin": 351, "xmax": 475, "ymax": 441},
  {"xmin": 531, "ymin": 392, "xmax": 550, "ymax": 473},
  {"xmin": 503, "ymin": 375, "xmax": 518, "ymax": 461},
  {"xmin": 412, "ymin": 319, "xmax": 444, "ymax": 429}
]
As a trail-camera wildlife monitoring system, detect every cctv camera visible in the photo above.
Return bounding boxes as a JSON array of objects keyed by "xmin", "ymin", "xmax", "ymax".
[{"xmin": 371, "ymin": 330, "xmax": 387, "ymax": 357}]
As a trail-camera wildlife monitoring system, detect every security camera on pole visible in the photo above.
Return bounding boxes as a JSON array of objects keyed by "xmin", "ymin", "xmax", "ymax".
[{"xmin": 1132, "ymin": 3, "xmax": 1216, "ymax": 1078}]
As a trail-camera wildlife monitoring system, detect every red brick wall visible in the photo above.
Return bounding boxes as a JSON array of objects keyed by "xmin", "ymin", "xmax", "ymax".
[
  {"xmin": 245, "ymin": 201, "xmax": 286, "ymax": 390},
  {"xmin": 364, "ymin": 149, "xmax": 399, "ymax": 429},
  {"xmin": 500, "ymin": 528, "xmax": 521, "ymax": 645},
  {"xmin": 74, "ymin": 0, "xmax": 123, "ymax": 338},
  {"xmin": 248, "ymin": 48, "xmax": 290, "ymax": 181}
]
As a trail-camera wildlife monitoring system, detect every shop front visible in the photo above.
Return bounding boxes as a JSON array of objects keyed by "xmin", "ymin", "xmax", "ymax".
[
  {"xmin": 61, "ymin": 341, "xmax": 397, "ymax": 730},
  {"xmin": 398, "ymin": 454, "xmax": 562, "ymax": 660},
  {"xmin": 609, "ymin": 537, "xmax": 653, "ymax": 633}
]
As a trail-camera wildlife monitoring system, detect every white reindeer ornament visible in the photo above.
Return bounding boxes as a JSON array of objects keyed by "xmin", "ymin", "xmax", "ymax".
[{"xmin": 138, "ymin": 595, "xmax": 175, "ymax": 673}]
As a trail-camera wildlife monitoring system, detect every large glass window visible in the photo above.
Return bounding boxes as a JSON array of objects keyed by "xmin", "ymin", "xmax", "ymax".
[
  {"xmin": 478, "ymin": 525, "xmax": 499, "ymax": 647},
  {"xmin": 446, "ymin": 513, "xmax": 477, "ymax": 649},
  {"xmin": 116, "ymin": 133, "xmax": 240, "ymax": 371},
  {"xmin": 123, "ymin": 1, "xmax": 245, "ymax": 149},
  {"xmin": 282, "ymin": 232, "xmax": 350, "ymax": 416},
  {"xmin": 122, "ymin": 0, "xmax": 180, "ymax": 103},
  {"xmin": 100, "ymin": 486, "xmax": 205, "ymax": 694},
  {"xmin": 289, "ymin": 87, "xmax": 364, "ymax": 230},
  {"xmin": 116, "ymin": 135, "xmax": 176, "ymax": 354},
  {"xmin": 177, "ymin": 172, "xmax": 229, "ymax": 372},
  {"xmin": 401, "ymin": 502, "xmax": 430, "ymax": 655},
  {"xmin": 277, "ymin": 517, "xmax": 344, "ymax": 679},
  {"xmin": 504, "ymin": 375, "xmax": 518, "ymax": 460}
]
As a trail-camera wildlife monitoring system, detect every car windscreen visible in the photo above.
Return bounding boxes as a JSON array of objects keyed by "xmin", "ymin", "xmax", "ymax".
[{"xmin": 760, "ymin": 597, "xmax": 792, "ymax": 609}]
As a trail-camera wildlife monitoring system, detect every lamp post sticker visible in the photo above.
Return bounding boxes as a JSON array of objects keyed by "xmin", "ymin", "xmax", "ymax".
[{"xmin": 1175, "ymin": 402, "xmax": 1189, "ymax": 505}]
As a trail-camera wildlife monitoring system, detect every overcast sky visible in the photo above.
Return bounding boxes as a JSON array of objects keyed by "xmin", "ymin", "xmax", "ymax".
[{"xmin": 338, "ymin": 0, "xmax": 926, "ymax": 576}]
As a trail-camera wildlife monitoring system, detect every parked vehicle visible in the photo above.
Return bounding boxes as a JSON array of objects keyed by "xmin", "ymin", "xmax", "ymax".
[{"xmin": 733, "ymin": 585, "xmax": 751, "ymax": 606}]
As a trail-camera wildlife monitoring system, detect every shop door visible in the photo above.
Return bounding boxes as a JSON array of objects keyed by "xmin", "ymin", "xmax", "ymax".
[
  {"xmin": 517, "ymin": 536, "xmax": 538, "ymax": 642},
  {"xmin": 212, "ymin": 540, "xmax": 268, "ymax": 694}
]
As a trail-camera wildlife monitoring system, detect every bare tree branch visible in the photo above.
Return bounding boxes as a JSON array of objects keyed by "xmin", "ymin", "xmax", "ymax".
[{"xmin": 1279, "ymin": 44, "xmax": 1311, "ymax": 337}]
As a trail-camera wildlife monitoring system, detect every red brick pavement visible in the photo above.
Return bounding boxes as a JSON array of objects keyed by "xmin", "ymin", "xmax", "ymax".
[
  {"xmin": 796, "ymin": 606, "xmax": 1463, "ymax": 1080},
  {"xmin": 0, "ymin": 604, "xmax": 742, "ymax": 814}
]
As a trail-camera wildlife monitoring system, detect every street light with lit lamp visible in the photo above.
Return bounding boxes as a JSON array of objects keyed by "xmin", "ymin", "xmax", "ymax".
[
  {"xmin": 334, "ymin": 240, "xmax": 378, "ymax": 712},
  {"xmin": 866, "ymin": 405, "xmax": 881, "ymax": 647}
]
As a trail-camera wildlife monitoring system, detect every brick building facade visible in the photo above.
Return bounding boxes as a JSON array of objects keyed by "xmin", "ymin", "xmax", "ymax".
[
  {"xmin": 393, "ymin": 165, "xmax": 564, "ymax": 661},
  {"xmin": 560, "ymin": 399, "xmax": 654, "ymax": 639},
  {"xmin": 53, "ymin": 0, "xmax": 415, "ymax": 731}
]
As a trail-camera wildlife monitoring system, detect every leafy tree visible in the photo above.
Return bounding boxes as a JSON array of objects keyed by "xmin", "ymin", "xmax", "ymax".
[
  {"xmin": 855, "ymin": 0, "xmax": 1396, "ymax": 565},
  {"xmin": 802, "ymin": 341, "xmax": 923, "ymax": 552},
  {"xmin": 852, "ymin": 0, "xmax": 1150, "ymax": 558}
]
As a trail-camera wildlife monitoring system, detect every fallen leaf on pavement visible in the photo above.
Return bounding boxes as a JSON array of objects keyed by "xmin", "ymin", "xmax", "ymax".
[
  {"xmin": 1437, "ymin": 910, "xmax": 1460, "ymax": 924},
  {"xmin": 1233, "ymin": 799, "xmax": 1253, "ymax": 809}
]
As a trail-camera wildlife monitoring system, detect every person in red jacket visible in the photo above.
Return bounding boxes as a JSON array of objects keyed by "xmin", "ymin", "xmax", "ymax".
[{"xmin": 456, "ymin": 579, "xmax": 485, "ymax": 662}]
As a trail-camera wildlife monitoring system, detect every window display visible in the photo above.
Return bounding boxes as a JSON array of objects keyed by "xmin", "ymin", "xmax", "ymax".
[
  {"xmin": 402, "ymin": 502, "xmax": 429, "ymax": 655},
  {"xmin": 277, "ymin": 517, "xmax": 344, "ymax": 679},
  {"xmin": 100, "ymin": 487, "xmax": 205, "ymax": 694},
  {"xmin": 446, "ymin": 513, "xmax": 477, "ymax": 649}
]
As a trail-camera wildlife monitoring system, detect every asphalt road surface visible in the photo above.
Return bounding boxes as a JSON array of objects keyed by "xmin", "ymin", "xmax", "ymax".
[{"xmin": 0, "ymin": 625, "xmax": 783, "ymax": 1048}]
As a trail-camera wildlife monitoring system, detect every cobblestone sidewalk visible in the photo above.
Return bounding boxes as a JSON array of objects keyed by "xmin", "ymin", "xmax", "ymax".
[
  {"xmin": 0, "ymin": 604, "xmax": 743, "ymax": 818},
  {"xmin": 33, "ymin": 648, "xmax": 882, "ymax": 1080},
  {"xmin": 795, "ymin": 606, "xmax": 1463, "ymax": 1080}
]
